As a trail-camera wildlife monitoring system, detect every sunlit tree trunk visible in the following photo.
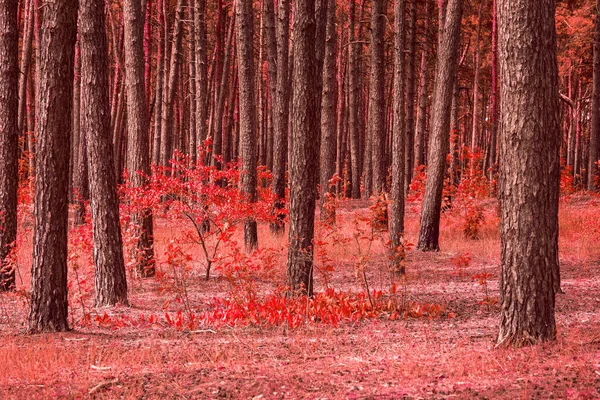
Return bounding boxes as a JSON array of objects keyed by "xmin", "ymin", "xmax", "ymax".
[
  {"xmin": 497, "ymin": 0, "xmax": 560, "ymax": 346},
  {"xmin": 404, "ymin": 0, "xmax": 417, "ymax": 191},
  {"xmin": 29, "ymin": 0, "xmax": 77, "ymax": 332}
]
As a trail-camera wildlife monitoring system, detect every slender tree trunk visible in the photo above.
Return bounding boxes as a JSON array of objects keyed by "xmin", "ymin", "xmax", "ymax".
[
  {"xmin": 287, "ymin": 0, "xmax": 318, "ymax": 296},
  {"xmin": 236, "ymin": 0, "xmax": 259, "ymax": 251},
  {"xmin": 589, "ymin": 0, "xmax": 600, "ymax": 191},
  {"xmin": 159, "ymin": 0, "xmax": 184, "ymax": 168},
  {"xmin": 417, "ymin": 0, "xmax": 463, "ymax": 251},
  {"xmin": 319, "ymin": 0, "xmax": 336, "ymax": 223},
  {"xmin": 369, "ymin": 0, "xmax": 386, "ymax": 195},
  {"xmin": 194, "ymin": 0, "xmax": 207, "ymax": 154},
  {"xmin": 17, "ymin": 0, "xmax": 32, "ymax": 134},
  {"xmin": 488, "ymin": 0, "xmax": 499, "ymax": 182},
  {"xmin": 270, "ymin": 0, "xmax": 290, "ymax": 234},
  {"xmin": 29, "ymin": 0, "xmax": 77, "ymax": 333},
  {"xmin": 348, "ymin": 0, "xmax": 361, "ymax": 199},
  {"xmin": 389, "ymin": 0, "xmax": 407, "ymax": 274},
  {"xmin": 152, "ymin": 0, "xmax": 165, "ymax": 166},
  {"xmin": 0, "ymin": 0, "xmax": 19, "ymax": 291},
  {"xmin": 497, "ymin": 0, "xmax": 560, "ymax": 346},
  {"xmin": 80, "ymin": 0, "xmax": 128, "ymax": 306},
  {"xmin": 123, "ymin": 0, "xmax": 155, "ymax": 277},
  {"xmin": 404, "ymin": 0, "xmax": 417, "ymax": 191},
  {"xmin": 415, "ymin": 0, "xmax": 433, "ymax": 170},
  {"xmin": 471, "ymin": 0, "xmax": 484, "ymax": 155}
]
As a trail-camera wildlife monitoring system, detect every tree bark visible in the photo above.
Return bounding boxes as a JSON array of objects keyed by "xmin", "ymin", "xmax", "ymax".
[
  {"xmin": 270, "ymin": 0, "xmax": 290, "ymax": 234},
  {"xmin": 369, "ymin": 0, "xmax": 386, "ymax": 194},
  {"xmin": 159, "ymin": 0, "xmax": 185, "ymax": 168},
  {"xmin": 417, "ymin": 0, "xmax": 463, "ymax": 251},
  {"xmin": 497, "ymin": 0, "xmax": 560, "ymax": 346},
  {"xmin": 29, "ymin": 0, "xmax": 77, "ymax": 332},
  {"xmin": 80, "ymin": 0, "xmax": 128, "ymax": 307},
  {"xmin": 589, "ymin": 0, "xmax": 600, "ymax": 191},
  {"xmin": 287, "ymin": 0, "xmax": 319, "ymax": 295},
  {"xmin": 152, "ymin": 0, "xmax": 165, "ymax": 166},
  {"xmin": 236, "ymin": 0, "xmax": 259, "ymax": 251},
  {"xmin": 404, "ymin": 0, "xmax": 417, "ymax": 192},
  {"xmin": 123, "ymin": 0, "xmax": 155, "ymax": 277},
  {"xmin": 348, "ymin": 0, "xmax": 361, "ymax": 199},
  {"xmin": 0, "ymin": 0, "xmax": 19, "ymax": 291},
  {"xmin": 319, "ymin": 0, "xmax": 336, "ymax": 223},
  {"xmin": 389, "ymin": 0, "xmax": 407, "ymax": 274}
]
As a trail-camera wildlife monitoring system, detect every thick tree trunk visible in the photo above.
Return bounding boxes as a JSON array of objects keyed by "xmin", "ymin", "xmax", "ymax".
[
  {"xmin": 236, "ymin": 0, "xmax": 259, "ymax": 251},
  {"xmin": 319, "ymin": 0, "xmax": 336, "ymax": 223},
  {"xmin": 417, "ymin": 0, "xmax": 463, "ymax": 251},
  {"xmin": 0, "ymin": 0, "xmax": 19, "ymax": 291},
  {"xmin": 29, "ymin": 0, "xmax": 77, "ymax": 332},
  {"xmin": 369, "ymin": 0, "xmax": 386, "ymax": 194},
  {"xmin": 497, "ymin": 0, "xmax": 560, "ymax": 346},
  {"xmin": 80, "ymin": 0, "xmax": 128, "ymax": 307},
  {"xmin": 270, "ymin": 0, "xmax": 290, "ymax": 234},
  {"xmin": 389, "ymin": 0, "xmax": 407, "ymax": 274},
  {"xmin": 123, "ymin": 0, "xmax": 155, "ymax": 277},
  {"xmin": 589, "ymin": 0, "xmax": 600, "ymax": 191},
  {"xmin": 287, "ymin": 0, "xmax": 319, "ymax": 295}
]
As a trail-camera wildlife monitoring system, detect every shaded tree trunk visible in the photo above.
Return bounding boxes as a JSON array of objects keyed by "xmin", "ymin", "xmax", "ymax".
[
  {"xmin": 80, "ymin": 0, "xmax": 128, "ymax": 307},
  {"xmin": 348, "ymin": 0, "xmax": 361, "ymax": 199},
  {"xmin": 319, "ymin": 0, "xmax": 336, "ymax": 223},
  {"xmin": 270, "ymin": 0, "xmax": 290, "ymax": 234},
  {"xmin": 29, "ymin": 0, "xmax": 77, "ymax": 332},
  {"xmin": 369, "ymin": 0, "xmax": 386, "ymax": 194},
  {"xmin": 417, "ymin": 0, "xmax": 463, "ymax": 251},
  {"xmin": 236, "ymin": 0, "xmax": 258, "ymax": 251},
  {"xmin": 389, "ymin": 0, "xmax": 407, "ymax": 274},
  {"xmin": 497, "ymin": 0, "xmax": 560, "ymax": 346},
  {"xmin": 589, "ymin": 0, "xmax": 600, "ymax": 191},
  {"xmin": 123, "ymin": 0, "xmax": 155, "ymax": 277},
  {"xmin": 194, "ymin": 0, "xmax": 207, "ymax": 159},
  {"xmin": 287, "ymin": 0, "xmax": 319, "ymax": 295},
  {"xmin": 0, "ymin": 0, "xmax": 19, "ymax": 291},
  {"xmin": 404, "ymin": 0, "xmax": 417, "ymax": 191}
]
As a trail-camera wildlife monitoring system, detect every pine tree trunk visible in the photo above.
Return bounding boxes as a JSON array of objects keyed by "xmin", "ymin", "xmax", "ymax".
[
  {"xmin": 348, "ymin": 0, "xmax": 361, "ymax": 199},
  {"xmin": 369, "ymin": 0, "xmax": 386, "ymax": 195},
  {"xmin": 236, "ymin": 0, "xmax": 259, "ymax": 251},
  {"xmin": 404, "ymin": 0, "xmax": 417, "ymax": 191},
  {"xmin": 497, "ymin": 0, "xmax": 560, "ymax": 346},
  {"xmin": 123, "ymin": 0, "xmax": 155, "ymax": 277},
  {"xmin": 17, "ymin": 0, "xmax": 32, "ymax": 134},
  {"xmin": 389, "ymin": 0, "xmax": 406, "ymax": 274},
  {"xmin": 29, "ymin": 0, "xmax": 77, "ymax": 332},
  {"xmin": 159, "ymin": 0, "xmax": 185, "ymax": 168},
  {"xmin": 589, "ymin": 0, "xmax": 600, "ymax": 191},
  {"xmin": 194, "ymin": 0, "xmax": 207, "ymax": 153},
  {"xmin": 0, "ymin": 0, "xmax": 19, "ymax": 291},
  {"xmin": 152, "ymin": 0, "xmax": 165, "ymax": 166},
  {"xmin": 417, "ymin": 0, "xmax": 463, "ymax": 252},
  {"xmin": 319, "ymin": 0, "xmax": 336, "ymax": 223},
  {"xmin": 287, "ymin": 0, "xmax": 319, "ymax": 296},
  {"xmin": 270, "ymin": 0, "xmax": 290, "ymax": 234},
  {"xmin": 80, "ymin": 0, "xmax": 128, "ymax": 307}
]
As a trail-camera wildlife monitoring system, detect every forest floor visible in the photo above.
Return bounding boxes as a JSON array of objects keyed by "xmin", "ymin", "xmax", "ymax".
[{"xmin": 0, "ymin": 195, "xmax": 599, "ymax": 399}]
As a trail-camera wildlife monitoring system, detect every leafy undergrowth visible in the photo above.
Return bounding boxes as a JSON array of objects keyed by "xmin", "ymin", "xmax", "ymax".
[{"xmin": 1, "ymin": 171, "xmax": 599, "ymax": 398}]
